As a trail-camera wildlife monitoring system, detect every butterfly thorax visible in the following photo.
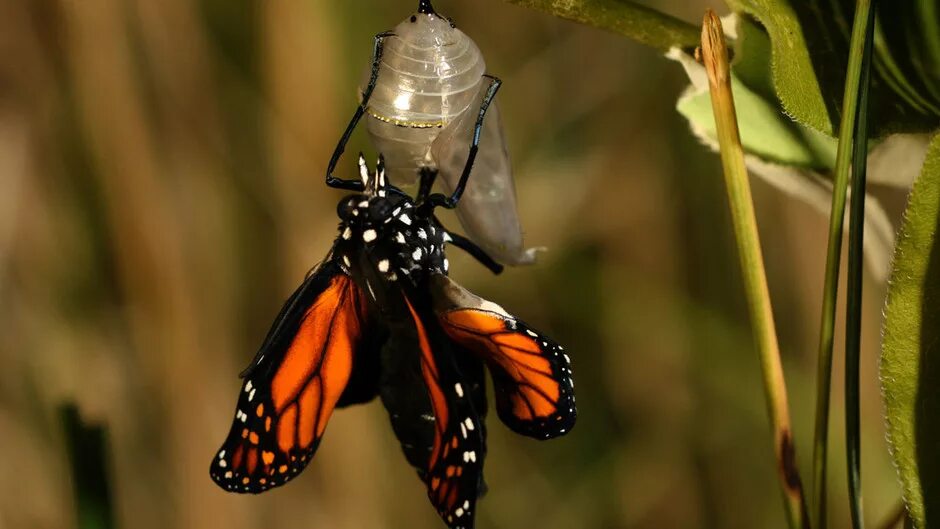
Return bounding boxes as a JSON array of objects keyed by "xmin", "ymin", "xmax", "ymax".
[{"xmin": 334, "ymin": 192, "xmax": 449, "ymax": 298}]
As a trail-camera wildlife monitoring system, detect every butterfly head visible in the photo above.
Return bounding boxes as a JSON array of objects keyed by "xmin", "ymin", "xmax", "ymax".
[{"xmin": 337, "ymin": 154, "xmax": 412, "ymax": 226}]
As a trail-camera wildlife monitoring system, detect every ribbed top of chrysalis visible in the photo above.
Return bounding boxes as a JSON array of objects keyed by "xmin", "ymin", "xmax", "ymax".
[{"xmin": 417, "ymin": 0, "xmax": 436, "ymax": 14}]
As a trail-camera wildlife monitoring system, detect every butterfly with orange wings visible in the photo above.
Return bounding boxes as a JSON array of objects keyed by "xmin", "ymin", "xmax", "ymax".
[{"xmin": 209, "ymin": 69, "xmax": 575, "ymax": 529}]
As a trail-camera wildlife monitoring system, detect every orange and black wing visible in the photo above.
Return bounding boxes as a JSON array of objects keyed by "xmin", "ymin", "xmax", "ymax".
[
  {"xmin": 430, "ymin": 273, "xmax": 576, "ymax": 439},
  {"xmin": 209, "ymin": 260, "xmax": 377, "ymax": 493},
  {"xmin": 402, "ymin": 297, "xmax": 486, "ymax": 529}
]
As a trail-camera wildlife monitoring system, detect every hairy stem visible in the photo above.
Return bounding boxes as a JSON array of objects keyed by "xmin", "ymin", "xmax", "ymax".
[{"xmin": 503, "ymin": 0, "xmax": 701, "ymax": 51}]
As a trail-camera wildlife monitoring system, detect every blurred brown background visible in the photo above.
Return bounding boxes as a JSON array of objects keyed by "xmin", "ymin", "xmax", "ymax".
[{"xmin": 0, "ymin": 0, "xmax": 903, "ymax": 527}]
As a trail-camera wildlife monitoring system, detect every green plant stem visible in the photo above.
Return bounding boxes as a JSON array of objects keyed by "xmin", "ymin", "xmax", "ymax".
[
  {"xmin": 503, "ymin": 0, "xmax": 701, "ymax": 51},
  {"xmin": 701, "ymin": 11, "xmax": 809, "ymax": 529},
  {"xmin": 811, "ymin": 0, "xmax": 875, "ymax": 526},
  {"xmin": 846, "ymin": 3, "xmax": 875, "ymax": 528}
]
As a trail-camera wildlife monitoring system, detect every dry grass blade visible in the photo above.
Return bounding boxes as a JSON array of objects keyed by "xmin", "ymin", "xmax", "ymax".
[{"xmin": 700, "ymin": 10, "xmax": 810, "ymax": 529}]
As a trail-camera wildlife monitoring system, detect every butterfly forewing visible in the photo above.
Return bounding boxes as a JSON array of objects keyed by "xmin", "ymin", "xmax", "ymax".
[
  {"xmin": 210, "ymin": 261, "xmax": 374, "ymax": 493},
  {"xmin": 403, "ymin": 297, "xmax": 486, "ymax": 529}
]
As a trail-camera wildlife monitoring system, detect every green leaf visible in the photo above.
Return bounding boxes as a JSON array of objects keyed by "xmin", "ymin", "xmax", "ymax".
[
  {"xmin": 723, "ymin": 0, "xmax": 833, "ymax": 134},
  {"xmin": 674, "ymin": 49, "xmax": 837, "ymax": 169},
  {"xmin": 882, "ymin": 132, "xmax": 940, "ymax": 529},
  {"xmin": 726, "ymin": 1, "xmax": 940, "ymax": 137}
]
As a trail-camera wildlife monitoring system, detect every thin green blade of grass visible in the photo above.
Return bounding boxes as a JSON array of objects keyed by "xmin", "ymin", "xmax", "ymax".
[
  {"xmin": 811, "ymin": 0, "xmax": 875, "ymax": 526},
  {"xmin": 845, "ymin": 1, "xmax": 876, "ymax": 528},
  {"xmin": 700, "ymin": 11, "xmax": 809, "ymax": 529}
]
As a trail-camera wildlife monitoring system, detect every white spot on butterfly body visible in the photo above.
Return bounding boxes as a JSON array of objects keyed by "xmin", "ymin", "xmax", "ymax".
[
  {"xmin": 363, "ymin": 229, "xmax": 377, "ymax": 242},
  {"xmin": 248, "ymin": 388, "xmax": 257, "ymax": 402},
  {"xmin": 464, "ymin": 500, "xmax": 470, "ymax": 510},
  {"xmin": 400, "ymin": 214, "xmax": 412, "ymax": 225},
  {"xmin": 358, "ymin": 200, "xmax": 368, "ymax": 208},
  {"xmin": 396, "ymin": 232, "xmax": 406, "ymax": 244},
  {"xmin": 224, "ymin": 471, "xmax": 233, "ymax": 479},
  {"xmin": 378, "ymin": 259, "xmax": 390, "ymax": 272},
  {"xmin": 464, "ymin": 418, "xmax": 474, "ymax": 431},
  {"xmin": 463, "ymin": 450, "xmax": 476, "ymax": 463},
  {"xmin": 454, "ymin": 383, "xmax": 464, "ymax": 397},
  {"xmin": 442, "ymin": 232, "xmax": 453, "ymax": 242},
  {"xmin": 460, "ymin": 423, "xmax": 468, "ymax": 438},
  {"xmin": 245, "ymin": 381, "xmax": 253, "ymax": 393},
  {"xmin": 218, "ymin": 450, "xmax": 226, "ymax": 459},
  {"xmin": 525, "ymin": 329, "xmax": 538, "ymax": 337},
  {"xmin": 443, "ymin": 258, "xmax": 449, "ymax": 272},
  {"xmin": 342, "ymin": 227, "xmax": 352, "ymax": 240},
  {"xmin": 455, "ymin": 508, "xmax": 464, "ymax": 517},
  {"xmin": 417, "ymin": 228, "xmax": 427, "ymax": 239},
  {"xmin": 412, "ymin": 248, "xmax": 423, "ymax": 261},
  {"xmin": 219, "ymin": 459, "xmax": 227, "ymax": 468},
  {"xmin": 343, "ymin": 255, "xmax": 351, "ymax": 267}
]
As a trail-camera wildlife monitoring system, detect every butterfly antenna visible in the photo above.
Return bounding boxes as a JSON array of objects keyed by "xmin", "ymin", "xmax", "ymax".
[
  {"xmin": 375, "ymin": 154, "xmax": 388, "ymax": 197},
  {"xmin": 357, "ymin": 152, "xmax": 370, "ymax": 188}
]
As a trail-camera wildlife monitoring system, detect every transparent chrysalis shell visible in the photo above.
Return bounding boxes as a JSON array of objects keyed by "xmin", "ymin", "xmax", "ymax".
[{"xmin": 362, "ymin": 3, "xmax": 537, "ymax": 265}]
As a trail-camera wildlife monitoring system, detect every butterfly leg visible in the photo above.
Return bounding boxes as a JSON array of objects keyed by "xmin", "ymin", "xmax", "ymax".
[
  {"xmin": 447, "ymin": 231, "xmax": 504, "ymax": 275},
  {"xmin": 326, "ymin": 31, "xmax": 395, "ymax": 191},
  {"xmin": 416, "ymin": 166, "xmax": 439, "ymax": 203},
  {"xmin": 423, "ymin": 75, "xmax": 502, "ymax": 209},
  {"xmin": 432, "ymin": 214, "xmax": 503, "ymax": 275}
]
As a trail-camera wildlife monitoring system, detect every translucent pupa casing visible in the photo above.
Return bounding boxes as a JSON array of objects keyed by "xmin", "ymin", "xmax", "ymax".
[{"xmin": 362, "ymin": 6, "xmax": 537, "ymax": 265}]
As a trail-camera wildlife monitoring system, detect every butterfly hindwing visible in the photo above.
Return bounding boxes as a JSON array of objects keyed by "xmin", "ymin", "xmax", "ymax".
[
  {"xmin": 210, "ymin": 260, "xmax": 374, "ymax": 493},
  {"xmin": 430, "ymin": 273, "xmax": 576, "ymax": 439}
]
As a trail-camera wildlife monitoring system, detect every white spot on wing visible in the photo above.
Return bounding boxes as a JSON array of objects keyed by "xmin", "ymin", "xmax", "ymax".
[
  {"xmin": 400, "ymin": 214, "xmax": 412, "ymax": 225},
  {"xmin": 412, "ymin": 248, "xmax": 423, "ymax": 261},
  {"xmin": 454, "ymin": 383, "xmax": 463, "ymax": 397},
  {"xmin": 378, "ymin": 259, "xmax": 389, "ymax": 272},
  {"xmin": 363, "ymin": 229, "xmax": 377, "ymax": 242},
  {"xmin": 342, "ymin": 227, "xmax": 352, "ymax": 240}
]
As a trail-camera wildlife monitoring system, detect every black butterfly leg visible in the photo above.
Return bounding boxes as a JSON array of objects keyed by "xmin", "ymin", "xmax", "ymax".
[
  {"xmin": 434, "ymin": 214, "xmax": 503, "ymax": 275},
  {"xmin": 326, "ymin": 31, "xmax": 395, "ymax": 191},
  {"xmin": 424, "ymin": 75, "xmax": 502, "ymax": 209},
  {"xmin": 416, "ymin": 166, "xmax": 439, "ymax": 203}
]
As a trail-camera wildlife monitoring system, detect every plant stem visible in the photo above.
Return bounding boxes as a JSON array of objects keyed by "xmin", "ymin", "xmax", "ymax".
[
  {"xmin": 846, "ymin": 2, "xmax": 875, "ymax": 528},
  {"xmin": 811, "ymin": 0, "xmax": 875, "ymax": 526},
  {"xmin": 700, "ymin": 11, "xmax": 809, "ymax": 529},
  {"xmin": 503, "ymin": 0, "xmax": 701, "ymax": 52}
]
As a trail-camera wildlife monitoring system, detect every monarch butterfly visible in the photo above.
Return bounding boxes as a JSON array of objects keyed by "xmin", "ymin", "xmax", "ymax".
[
  {"xmin": 327, "ymin": 0, "xmax": 538, "ymax": 267},
  {"xmin": 209, "ymin": 151, "xmax": 576, "ymax": 528}
]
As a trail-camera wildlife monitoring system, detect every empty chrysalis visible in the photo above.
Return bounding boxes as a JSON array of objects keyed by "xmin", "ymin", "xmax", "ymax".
[{"xmin": 329, "ymin": 0, "xmax": 538, "ymax": 266}]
